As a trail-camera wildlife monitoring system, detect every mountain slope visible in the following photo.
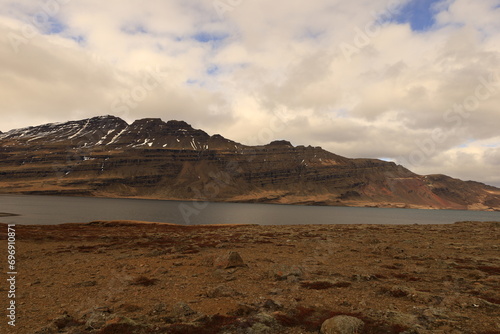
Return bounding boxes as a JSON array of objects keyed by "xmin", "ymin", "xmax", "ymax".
[{"xmin": 1, "ymin": 116, "xmax": 499, "ymax": 211}]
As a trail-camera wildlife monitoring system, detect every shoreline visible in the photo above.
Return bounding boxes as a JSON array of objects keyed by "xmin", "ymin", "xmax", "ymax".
[
  {"xmin": 2, "ymin": 192, "xmax": 499, "ymax": 212},
  {"xmin": 0, "ymin": 212, "xmax": 19, "ymax": 217}
]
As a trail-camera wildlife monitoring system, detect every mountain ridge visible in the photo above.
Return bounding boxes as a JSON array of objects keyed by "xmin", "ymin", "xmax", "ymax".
[{"xmin": 1, "ymin": 115, "xmax": 499, "ymax": 211}]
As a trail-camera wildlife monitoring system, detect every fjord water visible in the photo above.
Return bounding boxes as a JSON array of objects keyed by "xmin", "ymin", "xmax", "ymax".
[{"xmin": 2, "ymin": 195, "xmax": 500, "ymax": 225}]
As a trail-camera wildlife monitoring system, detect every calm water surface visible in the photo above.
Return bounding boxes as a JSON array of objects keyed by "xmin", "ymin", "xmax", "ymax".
[{"xmin": 1, "ymin": 194, "xmax": 500, "ymax": 225}]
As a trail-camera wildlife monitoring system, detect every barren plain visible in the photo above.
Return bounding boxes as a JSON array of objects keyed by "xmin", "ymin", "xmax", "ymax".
[{"xmin": 0, "ymin": 221, "xmax": 499, "ymax": 333}]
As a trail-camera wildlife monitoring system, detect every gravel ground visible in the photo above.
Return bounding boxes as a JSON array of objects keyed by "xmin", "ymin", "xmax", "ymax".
[{"xmin": 0, "ymin": 220, "xmax": 499, "ymax": 333}]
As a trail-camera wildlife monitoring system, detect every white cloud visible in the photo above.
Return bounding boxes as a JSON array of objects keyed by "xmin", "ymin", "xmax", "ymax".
[{"xmin": 0, "ymin": 0, "xmax": 499, "ymax": 186}]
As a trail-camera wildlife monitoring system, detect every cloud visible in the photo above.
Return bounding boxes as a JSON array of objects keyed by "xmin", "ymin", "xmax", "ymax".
[{"xmin": 0, "ymin": 0, "xmax": 499, "ymax": 186}]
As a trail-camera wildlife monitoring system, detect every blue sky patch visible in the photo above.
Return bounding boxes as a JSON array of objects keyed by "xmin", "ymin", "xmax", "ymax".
[
  {"xmin": 46, "ymin": 17, "xmax": 65, "ymax": 34},
  {"xmin": 458, "ymin": 139, "xmax": 476, "ymax": 148},
  {"xmin": 481, "ymin": 143, "xmax": 500, "ymax": 148},
  {"xmin": 121, "ymin": 24, "xmax": 148, "ymax": 35},
  {"xmin": 389, "ymin": 0, "xmax": 444, "ymax": 31},
  {"xmin": 186, "ymin": 79, "xmax": 199, "ymax": 85},
  {"xmin": 70, "ymin": 35, "xmax": 86, "ymax": 45},
  {"xmin": 193, "ymin": 32, "xmax": 228, "ymax": 43},
  {"xmin": 206, "ymin": 64, "xmax": 220, "ymax": 75},
  {"xmin": 298, "ymin": 28, "xmax": 325, "ymax": 41}
]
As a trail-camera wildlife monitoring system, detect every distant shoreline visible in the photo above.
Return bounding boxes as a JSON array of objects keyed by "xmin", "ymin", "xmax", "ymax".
[
  {"xmin": 2, "ymin": 192, "xmax": 500, "ymax": 212},
  {"xmin": 0, "ymin": 212, "xmax": 20, "ymax": 217}
]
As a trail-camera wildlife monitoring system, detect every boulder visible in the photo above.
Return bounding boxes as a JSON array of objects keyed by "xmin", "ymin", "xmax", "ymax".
[
  {"xmin": 320, "ymin": 315, "xmax": 364, "ymax": 334},
  {"xmin": 214, "ymin": 251, "xmax": 246, "ymax": 269},
  {"xmin": 172, "ymin": 302, "xmax": 197, "ymax": 317},
  {"xmin": 83, "ymin": 307, "xmax": 113, "ymax": 330}
]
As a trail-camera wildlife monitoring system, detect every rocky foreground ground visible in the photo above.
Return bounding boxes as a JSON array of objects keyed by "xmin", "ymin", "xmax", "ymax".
[{"xmin": 0, "ymin": 221, "xmax": 499, "ymax": 334}]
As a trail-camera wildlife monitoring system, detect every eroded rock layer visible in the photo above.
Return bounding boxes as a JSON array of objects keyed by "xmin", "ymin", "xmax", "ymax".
[{"xmin": 1, "ymin": 116, "xmax": 499, "ymax": 210}]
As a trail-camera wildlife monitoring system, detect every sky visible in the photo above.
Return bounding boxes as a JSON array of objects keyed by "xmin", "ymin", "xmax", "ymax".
[{"xmin": 0, "ymin": 0, "xmax": 500, "ymax": 187}]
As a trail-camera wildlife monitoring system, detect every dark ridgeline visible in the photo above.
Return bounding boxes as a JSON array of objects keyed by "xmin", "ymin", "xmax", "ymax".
[{"xmin": 1, "ymin": 115, "xmax": 499, "ymax": 211}]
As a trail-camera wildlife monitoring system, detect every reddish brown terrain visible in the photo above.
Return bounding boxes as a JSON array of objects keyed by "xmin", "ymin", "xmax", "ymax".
[
  {"xmin": 1, "ymin": 116, "xmax": 500, "ymax": 211},
  {"xmin": 1, "ymin": 221, "xmax": 499, "ymax": 333}
]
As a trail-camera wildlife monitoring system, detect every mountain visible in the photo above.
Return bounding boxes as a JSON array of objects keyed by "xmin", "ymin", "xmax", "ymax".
[{"xmin": 1, "ymin": 115, "xmax": 499, "ymax": 211}]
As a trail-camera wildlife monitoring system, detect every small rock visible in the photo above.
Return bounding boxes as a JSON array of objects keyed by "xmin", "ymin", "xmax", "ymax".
[
  {"xmin": 94, "ymin": 306, "xmax": 112, "ymax": 313},
  {"xmin": 30, "ymin": 279, "xmax": 42, "ymax": 286},
  {"xmin": 230, "ymin": 303, "xmax": 258, "ymax": 316},
  {"xmin": 33, "ymin": 325, "xmax": 57, "ymax": 334},
  {"xmin": 268, "ymin": 288, "xmax": 283, "ymax": 295},
  {"xmin": 320, "ymin": 315, "xmax": 365, "ymax": 334},
  {"xmin": 150, "ymin": 302, "xmax": 167, "ymax": 315},
  {"xmin": 254, "ymin": 312, "xmax": 279, "ymax": 327},
  {"xmin": 351, "ymin": 274, "xmax": 378, "ymax": 282},
  {"xmin": 200, "ymin": 255, "xmax": 215, "ymax": 266},
  {"xmin": 247, "ymin": 322, "xmax": 272, "ymax": 333},
  {"xmin": 118, "ymin": 303, "xmax": 143, "ymax": 313},
  {"xmin": 261, "ymin": 299, "xmax": 283, "ymax": 311},
  {"xmin": 98, "ymin": 317, "xmax": 143, "ymax": 333},
  {"xmin": 385, "ymin": 311, "xmax": 419, "ymax": 329},
  {"xmin": 207, "ymin": 284, "xmax": 241, "ymax": 298},
  {"xmin": 193, "ymin": 314, "xmax": 212, "ymax": 323},
  {"xmin": 214, "ymin": 251, "xmax": 246, "ymax": 269},
  {"xmin": 213, "ymin": 269, "xmax": 237, "ymax": 282},
  {"xmin": 103, "ymin": 316, "xmax": 138, "ymax": 327},
  {"xmin": 149, "ymin": 249, "xmax": 168, "ymax": 257},
  {"xmin": 64, "ymin": 328, "xmax": 87, "ymax": 334},
  {"xmin": 128, "ymin": 275, "xmax": 158, "ymax": 286},
  {"xmin": 226, "ymin": 267, "xmax": 242, "ymax": 274},
  {"xmin": 52, "ymin": 313, "xmax": 79, "ymax": 329},
  {"xmin": 386, "ymin": 285, "xmax": 414, "ymax": 298},
  {"xmin": 82, "ymin": 307, "xmax": 112, "ymax": 329},
  {"xmin": 73, "ymin": 280, "xmax": 97, "ymax": 288},
  {"xmin": 173, "ymin": 302, "xmax": 197, "ymax": 317},
  {"xmin": 270, "ymin": 264, "xmax": 304, "ymax": 281}
]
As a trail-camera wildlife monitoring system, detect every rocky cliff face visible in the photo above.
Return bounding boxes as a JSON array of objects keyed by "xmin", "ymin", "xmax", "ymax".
[{"xmin": 1, "ymin": 116, "xmax": 499, "ymax": 211}]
